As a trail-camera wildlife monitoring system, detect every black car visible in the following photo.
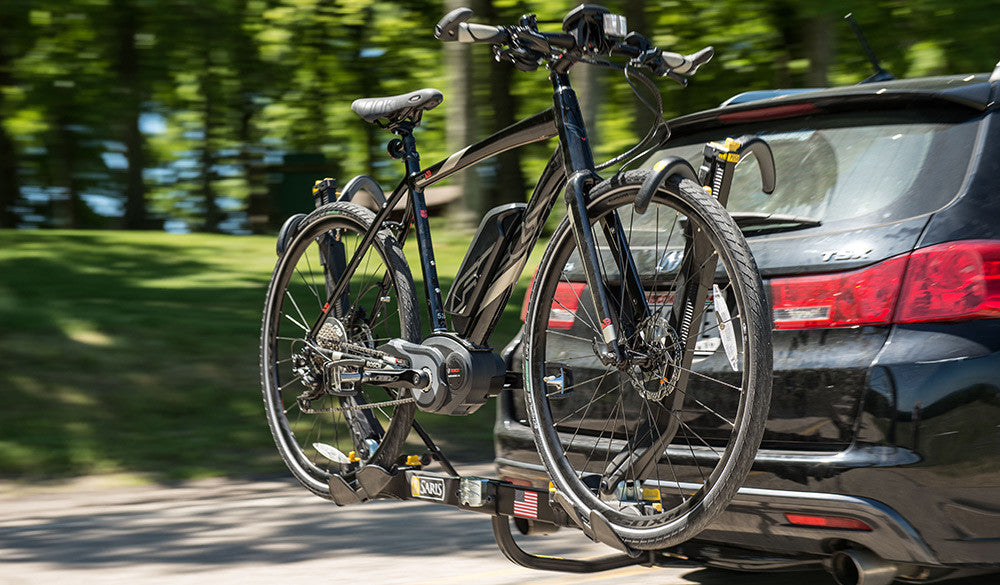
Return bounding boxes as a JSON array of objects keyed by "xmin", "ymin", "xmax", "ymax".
[{"xmin": 495, "ymin": 68, "xmax": 1000, "ymax": 584}]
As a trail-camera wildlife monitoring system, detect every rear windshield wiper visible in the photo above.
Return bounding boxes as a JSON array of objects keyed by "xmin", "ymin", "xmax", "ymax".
[{"xmin": 730, "ymin": 212, "xmax": 822, "ymax": 235}]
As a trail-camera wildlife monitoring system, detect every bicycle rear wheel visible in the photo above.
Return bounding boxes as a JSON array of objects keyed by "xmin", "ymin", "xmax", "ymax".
[
  {"xmin": 261, "ymin": 202, "xmax": 420, "ymax": 499},
  {"xmin": 523, "ymin": 172, "xmax": 772, "ymax": 550}
]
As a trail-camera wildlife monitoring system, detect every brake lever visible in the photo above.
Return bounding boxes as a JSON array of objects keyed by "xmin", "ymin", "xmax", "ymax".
[
  {"xmin": 494, "ymin": 46, "xmax": 541, "ymax": 72},
  {"xmin": 515, "ymin": 28, "xmax": 551, "ymax": 54},
  {"xmin": 627, "ymin": 53, "xmax": 689, "ymax": 86},
  {"xmin": 663, "ymin": 70, "xmax": 689, "ymax": 86},
  {"xmin": 621, "ymin": 37, "xmax": 690, "ymax": 86}
]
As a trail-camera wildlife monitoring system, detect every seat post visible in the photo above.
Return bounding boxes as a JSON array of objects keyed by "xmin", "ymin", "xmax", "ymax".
[
  {"xmin": 394, "ymin": 122, "xmax": 422, "ymax": 178},
  {"xmin": 396, "ymin": 122, "xmax": 448, "ymax": 332}
]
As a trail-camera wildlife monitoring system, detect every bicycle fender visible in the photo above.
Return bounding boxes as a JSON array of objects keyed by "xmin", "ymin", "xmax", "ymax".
[
  {"xmin": 276, "ymin": 213, "xmax": 307, "ymax": 257},
  {"xmin": 634, "ymin": 157, "xmax": 698, "ymax": 214},
  {"xmin": 339, "ymin": 174, "xmax": 387, "ymax": 213}
]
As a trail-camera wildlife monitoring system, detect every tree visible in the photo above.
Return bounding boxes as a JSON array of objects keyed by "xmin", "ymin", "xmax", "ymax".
[
  {"xmin": 479, "ymin": 0, "xmax": 526, "ymax": 213},
  {"xmin": 112, "ymin": 0, "xmax": 151, "ymax": 229},
  {"xmin": 21, "ymin": 2, "xmax": 115, "ymax": 228},
  {"xmin": 0, "ymin": 3, "xmax": 33, "ymax": 228}
]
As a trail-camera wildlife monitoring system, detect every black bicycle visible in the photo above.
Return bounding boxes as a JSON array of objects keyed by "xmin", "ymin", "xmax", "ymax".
[{"xmin": 261, "ymin": 5, "xmax": 773, "ymax": 551}]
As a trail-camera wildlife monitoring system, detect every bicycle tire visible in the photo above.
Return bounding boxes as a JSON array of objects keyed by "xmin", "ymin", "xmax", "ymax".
[
  {"xmin": 261, "ymin": 202, "xmax": 420, "ymax": 499},
  {"xmin": 523, "ymin": 171, "xmax": 772, "ymax": 550}
]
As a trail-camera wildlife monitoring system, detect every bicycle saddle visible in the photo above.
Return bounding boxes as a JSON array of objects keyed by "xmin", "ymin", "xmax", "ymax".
[{"xmin": 351, "ymin": 88, "xmax": 444, "ymax": 127}]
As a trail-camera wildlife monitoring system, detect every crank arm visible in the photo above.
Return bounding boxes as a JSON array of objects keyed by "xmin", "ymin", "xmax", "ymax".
[
  {"xmin": 326, "ymin": 361, "xmax": 430, "ymax": 390},
  {"xmin": 361, "ymin": 367, "xmax": 430, "ymax": 389}
]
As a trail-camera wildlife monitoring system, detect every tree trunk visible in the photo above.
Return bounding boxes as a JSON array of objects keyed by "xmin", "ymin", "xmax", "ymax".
[
  {"xmin": 0, "ymin": 23, "xmax": 21, "ymax": 228},
  {"xmin": 804, "ymin": 14, "xmax": 833, "ymax": 87},
  {"xmin": 482, "ymin": 0, "xmax": 523, "ymax": 211},
  {"xmin": 200, "ymin": 63, "xmax": 221, "ymax": 232},
  {"xmin": 444, "ymin": 0, "xmax": 479, "ymax": 223},
  {"xmin": 115, "ymin": 2, "xmax": 148, "ymax": 229},
  {"xmin": 768, "ymin": 1, "xmax": 797, "ymax": 88},
  {"xmin": 52, "ymin": 114, "xmax": 84, "ymax": 229},
  {"xmin": 346, "ymin": 7, "xmax": 378, "ymax": 178},
  {"xmin": 200, "ymin": 113, "xmax": 221, "ymax": 231},
  {"xmin": 0, "ymin": 122, "xmax": 17, "ymax": 228}
]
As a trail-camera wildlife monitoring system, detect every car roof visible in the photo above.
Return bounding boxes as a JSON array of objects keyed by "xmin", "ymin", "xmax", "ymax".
[{"xmin": 669, "ymin": 73, "xmax": 996, "ymax": 135}]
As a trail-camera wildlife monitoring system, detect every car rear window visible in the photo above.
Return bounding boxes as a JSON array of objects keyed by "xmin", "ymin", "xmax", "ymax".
[{"xmin": 650, "ymin": 108, "xmax": 981, "ymax": 232}]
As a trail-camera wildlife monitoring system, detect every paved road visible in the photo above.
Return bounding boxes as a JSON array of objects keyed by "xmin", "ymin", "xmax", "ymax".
[{"xmin": 0, "ymin": 467, "xmax": 841, "ymax": 585}]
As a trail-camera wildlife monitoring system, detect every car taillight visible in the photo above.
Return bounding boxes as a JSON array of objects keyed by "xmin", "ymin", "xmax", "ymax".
[
  {"xmin": 520, "ymin": 272, "xmax": 587, "ymax": 330},
  {"xmin": 547, "ymin": 281, "xmax": 587, "ymax": 329},
  {"xmin": 896, "ymin": 241, "xmax": 1000, "ymax": 323},
  {"xmin": 771, "ymin": 240, "xmax": 1000, "ymax": 330},
  {"xmin": 771, "ymin": 256, "xmax": 907, "ymax": 329}
]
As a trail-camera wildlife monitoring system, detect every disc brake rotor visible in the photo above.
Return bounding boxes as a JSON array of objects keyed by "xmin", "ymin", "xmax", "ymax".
[{"xmin": 630, "ymin": 316, "xmax": 682, "ymax": 401}]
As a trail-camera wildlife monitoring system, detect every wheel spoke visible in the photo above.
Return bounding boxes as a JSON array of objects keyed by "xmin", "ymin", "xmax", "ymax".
[
  {"xmin": 261, "ymin": 206, "xmax": 420, "ymax": 497},
  {"xmin": 525, "ymin": 180, "xmax": 770, "ymax": 548}
]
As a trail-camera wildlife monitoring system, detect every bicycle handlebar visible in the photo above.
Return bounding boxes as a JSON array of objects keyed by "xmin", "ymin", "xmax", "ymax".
[
  {"xmin": 435, "ymin": 8, "xmax": 509, "ymax": 44},
  {"xmin": 434, "ymin": 7, "xmax": 712, "ymax": 80},
  {"xmin": 659, "ymin": 46, "xmax": 714, "ymax": 76}
]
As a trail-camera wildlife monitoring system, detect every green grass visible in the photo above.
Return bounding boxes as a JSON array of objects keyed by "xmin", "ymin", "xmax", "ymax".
[{"xmin": 0, "ymin": 222, "xmax": 544, "ymax": 480}]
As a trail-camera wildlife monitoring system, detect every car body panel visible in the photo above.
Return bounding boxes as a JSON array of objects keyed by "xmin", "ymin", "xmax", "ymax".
[{"xmin": 494, "ymin": 71, "xmax": 1000, "ymax": 572}]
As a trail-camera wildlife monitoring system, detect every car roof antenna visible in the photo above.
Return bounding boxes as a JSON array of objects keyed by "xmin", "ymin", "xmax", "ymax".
[{"xmin": 845, "ymin": 13, "xmax": 895, "ymax": 83}]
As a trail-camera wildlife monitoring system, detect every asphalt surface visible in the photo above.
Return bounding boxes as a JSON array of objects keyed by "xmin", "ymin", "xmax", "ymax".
[{"xmin": 0, "ymin": 465, "xmax": 841, "ymax": 585}]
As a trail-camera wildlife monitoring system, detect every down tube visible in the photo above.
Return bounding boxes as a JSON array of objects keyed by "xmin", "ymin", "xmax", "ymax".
[{"xmin": 461, "ymin": 147, "xmax": 567, "ymax": 347}]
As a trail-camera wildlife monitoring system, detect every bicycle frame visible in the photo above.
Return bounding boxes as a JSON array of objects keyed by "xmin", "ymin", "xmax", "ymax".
[{"xmin": 309, "ymin": 71, "xmax": 650, "ymax": 356}]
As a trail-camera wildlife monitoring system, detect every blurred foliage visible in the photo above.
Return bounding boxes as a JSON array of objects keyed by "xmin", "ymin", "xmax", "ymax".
[{"xmin": 0, "ymin": 0, "xmax": 998, "ymax": 231}]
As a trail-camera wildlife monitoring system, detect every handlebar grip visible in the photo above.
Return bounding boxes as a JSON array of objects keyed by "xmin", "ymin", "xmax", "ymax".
[
  {"xmin": 435, "ymin": 7, "xmax": 473, "ymax": 41},
  {"xmin": 435, "ymin": 8, "xmax": 507, "ymax": 44},
  {"xmin": 662, "ymin": 46, "xmax": 714, "ymax": 75},
  {"xmin": 456, "ymin": 22, "xmax": 508, "ymax": 44}
]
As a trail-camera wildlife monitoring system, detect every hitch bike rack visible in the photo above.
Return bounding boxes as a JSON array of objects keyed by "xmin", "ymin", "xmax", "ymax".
[{"xmin": 326, "ymin": 462, "xmax": 699, "ymax": 573}]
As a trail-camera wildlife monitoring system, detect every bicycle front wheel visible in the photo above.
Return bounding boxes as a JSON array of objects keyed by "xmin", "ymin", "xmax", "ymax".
[
  {"xmin": 261, "ymin": 202, "xmax": 420, "ymax": 499},
  {"xmin": 523, "ymin": 172, "xmax": 772, "ymax": 550}
]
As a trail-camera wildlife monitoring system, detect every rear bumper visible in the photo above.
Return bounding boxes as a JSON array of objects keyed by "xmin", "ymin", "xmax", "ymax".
[
  {"xmin": 686, "ymin": 483, "xmax": 937, "ymax": 567},
  {"xmin": 496, "ymin": 321, "xmax": 1000, "ymax": 569},
  {"xmin": 494, "ymin": 422, "xmax": 938, "ymax": 569}
]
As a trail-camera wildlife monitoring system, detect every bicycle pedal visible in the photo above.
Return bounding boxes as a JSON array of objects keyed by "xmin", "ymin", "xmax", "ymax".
[{"xmin": 543, "ymin": 368, "xmax": 573, "ymax": 399}]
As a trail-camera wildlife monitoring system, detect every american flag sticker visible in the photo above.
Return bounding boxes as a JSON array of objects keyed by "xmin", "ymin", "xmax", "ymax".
[{"xmin": 513, "ymin": 489, "xmax": 538, "ymax": 519}]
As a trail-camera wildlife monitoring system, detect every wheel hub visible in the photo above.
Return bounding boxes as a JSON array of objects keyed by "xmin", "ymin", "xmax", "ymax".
[{"xmin": 626, "ymin": 316, "xmax": 682, "ymax": 401}]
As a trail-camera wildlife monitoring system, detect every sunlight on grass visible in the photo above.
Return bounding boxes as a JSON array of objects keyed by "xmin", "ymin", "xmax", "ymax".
[
  {"xmin": 58, "ymin": 317, "xmax": 115, "ymax": 347},
  {"xmin": 0, "ymin": 222, "xmax": 548, "ymax": 479}
]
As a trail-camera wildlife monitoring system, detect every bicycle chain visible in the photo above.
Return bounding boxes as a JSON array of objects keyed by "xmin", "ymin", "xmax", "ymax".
[
  {"xmin": 310, "ymin": 321, "xmax": 414, "ymax": 413},
  {"xmin": 337, "ymin": 340, "xmax": 395, "ymax": 361},
  {"xmin": 302, "ymin": 395, "xmax": 416, "ymax": 414},
  {"xmin": 317, "ymin": 323, "xmax": 409, "ymax": 366}
]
